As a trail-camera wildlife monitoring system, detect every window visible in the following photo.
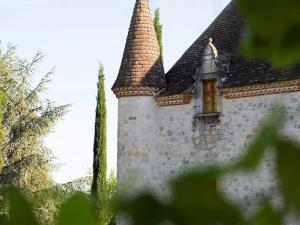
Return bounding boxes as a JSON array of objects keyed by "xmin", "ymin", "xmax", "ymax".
[{"xmin": 203, "ymin": 80, "xmax": 218, "ymax": 113}]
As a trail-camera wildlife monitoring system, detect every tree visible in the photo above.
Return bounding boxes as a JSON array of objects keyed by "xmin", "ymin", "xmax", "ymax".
[
  {"xmin": 107, "ymin": 170, "xmax": 117, "ymax": 225},
  {"xmin": 0, "ymin": 44, "xmax": 69, "ymax": 194},
  {"xmin": 0, "ymin": 91, "xmax": 7, "ymax": 172},
  {"xmin": 33, "ymin": 176, "xmax": 92, "ymax": 225},
  {"xmin": 91, "ymin": 64, "xmax": 108, "ymax": 225},
  {"xmin": 154, "ymin": 8, "xmax": 163, "ymax": 60}
]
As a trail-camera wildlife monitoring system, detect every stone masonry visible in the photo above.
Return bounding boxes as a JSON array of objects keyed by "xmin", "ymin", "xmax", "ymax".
[
  {"xmin": 113, "ymin": 0, "xmax": 300, "ymax": 218},
  {"xmin": 117, "ymin": 92, "xmax": 300, "ymax": 207}
]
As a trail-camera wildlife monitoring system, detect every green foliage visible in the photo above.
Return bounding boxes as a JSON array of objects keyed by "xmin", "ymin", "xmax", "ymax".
[
  {"xmin": 0, "ymin": 43, "xmax": 69, "ymax": 224},
  {"xmin": 154, "ymin": 8, "xmax": 163, "ymax": 60},
  {"xmin": 0, "ymin": 91, "xmax": 8, "ymax": 172},
  {"xmin": 107, "ymin": 170, "xmax": 117, "ymax": 201},
  {"xmin": 115, "ymin": 108, "xmax": 300, "ymax": 225},
  {"xmin": 58, "ymin": 193, "xmax": 97, "ymax": 225},
  {"xmin": 107, "ymin": 171, "xmax": 117, "ymax": 225},
  {"xmin": 33, "ymin": 176, "xmax": 92, "ymax": 225},
  {"xmin": 250, "ymin": 201, "xmax": 283, "ymax": 225},
  {"xmin": 237, "ymin": 0, "xmax": 300, "ymax": 66},
  {"xmin": 0, "ymin": 44, "xmax": 69, "ymax": 194},
  {"xmin": 1, "ymin": 188, "xmax": 97, "ymax": 225},
  {"xmin": 91, "ymin": 64, "xmax": 108, "ymax": 225},
  {"xmin": 4, "ymin": 188, "xmax": 39, "ymax": 225},
  {"xmin": 276, "ymin": 139, "xmax": 300, "ymax": 213}
]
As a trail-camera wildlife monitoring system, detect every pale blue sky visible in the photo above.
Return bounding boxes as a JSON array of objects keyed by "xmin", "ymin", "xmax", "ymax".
[{"xmin": 0, "ymin": 0, "xmax": 230, "ymax": 183}]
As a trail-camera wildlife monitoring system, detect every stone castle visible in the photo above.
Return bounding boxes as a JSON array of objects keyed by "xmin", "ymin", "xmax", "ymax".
[{"xmin": 112, "ymin": 0, "xmax": 300, "ymax": 205}]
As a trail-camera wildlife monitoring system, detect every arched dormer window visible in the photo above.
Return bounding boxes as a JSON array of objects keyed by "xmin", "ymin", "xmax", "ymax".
[{"xmin": 194, "ymin": 38, "xmax": 220, "ymax": 115}]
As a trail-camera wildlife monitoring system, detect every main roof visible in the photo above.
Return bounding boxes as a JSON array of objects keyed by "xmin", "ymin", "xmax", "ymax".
[
  {"xmin": 112, "ymin": 0, "xmax": 165, "ymax": 93},
  {"xmin": 164, "ymin": 1, "xmax": 300, "ymax": 96}
]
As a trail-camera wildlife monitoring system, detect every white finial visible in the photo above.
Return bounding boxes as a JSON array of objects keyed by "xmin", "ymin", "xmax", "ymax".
[{"xmin": 207, "ymin": 38, "xmax": 218, "ymax": 58}]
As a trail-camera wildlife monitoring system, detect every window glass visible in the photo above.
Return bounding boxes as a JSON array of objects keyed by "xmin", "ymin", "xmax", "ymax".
[{"xmin": 203, "ymin": 80, "xmax": 218, "ymax": 113}]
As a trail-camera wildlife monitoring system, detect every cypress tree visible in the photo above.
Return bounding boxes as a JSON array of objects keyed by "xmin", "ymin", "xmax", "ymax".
[
  {"xmin": 154, "ymin": 8, "xmax": 163, "ymax": 60},
  {"xmin": 91, "ymin": 64, "xmax": 108, "ymax": 225}
]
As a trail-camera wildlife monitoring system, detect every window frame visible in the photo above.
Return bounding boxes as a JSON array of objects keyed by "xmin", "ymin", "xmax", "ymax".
[{"xmin": 202, "ymin": 79, "xmax": 218, "ymax": 114}]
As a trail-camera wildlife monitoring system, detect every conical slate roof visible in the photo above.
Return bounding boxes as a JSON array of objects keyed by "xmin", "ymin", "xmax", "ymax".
[{"xmin": 112, "ymin": 0, "xmax": 165, "ymax": 97}]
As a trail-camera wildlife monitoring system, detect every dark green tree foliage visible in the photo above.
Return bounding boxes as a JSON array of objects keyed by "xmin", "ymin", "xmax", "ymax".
[
  {"xmin": 33, "ymin": 176, "xmax": 92, "ymax": 225},
  {"xmin": 154, "ymin": 8, "xmax": 163, "ymax": 60},
  {"xmin": 107, "ymin": 171, "xmax": 117, "ymax": 225},
  {"xmin": 0, "ymin": 91, "xmax": 7, "ymax": 172},
  {"xmin": 0, "ymin": 44, "xmax": 69, "ymax": 225},
  {"xmin": 237, "ymin": 0, "xmax": 300, "ymax": 67},
  {"xmin": 91, "ymin": 64, "xmax": 108, "ymax": 224},
  {"xmin": 0, "ymin": 45, "xmax": 69, "ymax": 193},
  {"xmin": 1, "ymin": 188, "xmax": 98, "ymax": 225}
]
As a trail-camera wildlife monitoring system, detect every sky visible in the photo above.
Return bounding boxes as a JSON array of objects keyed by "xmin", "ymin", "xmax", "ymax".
[{"xmin": 0, "ymin": 0, "xmax": 230, "ymax": 183}]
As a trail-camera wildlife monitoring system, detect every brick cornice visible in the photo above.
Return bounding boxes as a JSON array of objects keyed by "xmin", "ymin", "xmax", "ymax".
[
  {"xmin": 221, "ymin": 79, "xmax": 300, "ymax": 99},
  {"xmin": 156, "ymin": 79, "xmax": 300, "ymax": 106},
  {"xmin": 113, "ymin": 87, "xmax": 159, "ymax": 98},
  {"xmin": 156, "ymin": 93, "xmax": 193, "ymax": 107}
]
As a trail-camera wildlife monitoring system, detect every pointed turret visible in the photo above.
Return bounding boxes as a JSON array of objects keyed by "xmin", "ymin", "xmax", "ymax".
[{"xmin": 112, "ymin": 0, "xmax": 165, "ymax": 98}]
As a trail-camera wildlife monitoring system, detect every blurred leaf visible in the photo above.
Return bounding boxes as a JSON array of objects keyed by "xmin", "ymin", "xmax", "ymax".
[
  {"xmin": 168, "ymin": 168, "xmax": 244, "ymax": 225},
  {"xmin": 238, "ymin": 0, "xmax": 300, "ymax": 66},
  {"xmin": 116, "ymin": 193, "xmax": 166, "ymax": 225},
  {"xmin": 233, "ymin": 110, "xmax": 283, "ymax": 171},
  {"xmin": 0, "ymin": 214, "xmax": 8, "ymax": 225},
  {"xmin": 58, "ymin": 192, "xmax": 97, "ymax": 225},
  {"xmin": 251, "ymin": 200, "xmax": 283, "ymax": 225},
  {"xmin": 5, "ymin": 188, "xmax": 39, "ymax": 225},
  {"xmin": 276, "ymin": 139, "xmax": 300, "ymax": 214}
]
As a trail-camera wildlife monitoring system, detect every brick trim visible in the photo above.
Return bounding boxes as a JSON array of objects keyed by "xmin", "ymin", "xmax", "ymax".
[
  {"xmin": 221, "ymin": 79, "xmax": 300, "ymax": 99},
  {"xmin": 156, "ymin": 93, "xmax": 193, "ymax": 107},
  {"xmin": 113, "ymin": 87, "xmax": 159, "ymax": 98}
]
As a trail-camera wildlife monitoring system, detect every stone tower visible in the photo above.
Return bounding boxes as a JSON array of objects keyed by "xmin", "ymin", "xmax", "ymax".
[{"xmin": 112, "ymin": 0, "xmax": 164, "ymax": 190}]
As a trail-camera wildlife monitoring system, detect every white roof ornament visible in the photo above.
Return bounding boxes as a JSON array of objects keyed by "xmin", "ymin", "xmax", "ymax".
[
  {"xmin": 199, "ymin": 38, "xmax": 219, "ymax": 75},
  {"xmin": 208, "ymin": 38, "xmax": 218, "ymax": 58}
]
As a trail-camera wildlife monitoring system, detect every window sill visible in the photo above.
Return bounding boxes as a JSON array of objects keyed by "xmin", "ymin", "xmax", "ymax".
[{"xmin": 194, "ymin": 112, "xmax": 220, "ymax": 123}]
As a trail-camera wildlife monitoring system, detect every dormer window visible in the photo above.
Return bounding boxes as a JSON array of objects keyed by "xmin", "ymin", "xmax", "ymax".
[
  {"xmin": 203, "ymin": 80, "xmax": 218, "ymax": 113},
  {"xmin": 193, "ymin": 38, "xmax": 221, "ymax": 123}
]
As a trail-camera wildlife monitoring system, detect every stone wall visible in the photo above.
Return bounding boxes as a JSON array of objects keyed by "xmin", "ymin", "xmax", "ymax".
[
  {"xmin": 117, "ymin": 92, "xmax": 300, "ymax": 203},
  {"xmin": 117, "ymin": 96, "xmax": 158, "ymax": 192}
]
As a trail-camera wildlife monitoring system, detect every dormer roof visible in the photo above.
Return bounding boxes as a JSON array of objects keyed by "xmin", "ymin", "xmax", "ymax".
[{"xmin": 200, "ymin": 38, "xmax": 219, "ymax": 75}]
